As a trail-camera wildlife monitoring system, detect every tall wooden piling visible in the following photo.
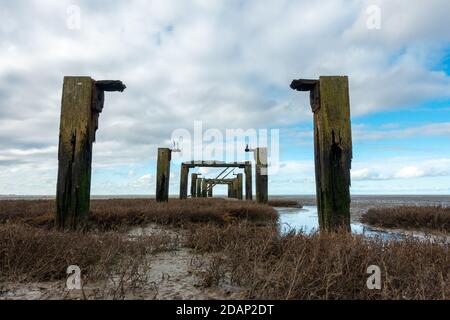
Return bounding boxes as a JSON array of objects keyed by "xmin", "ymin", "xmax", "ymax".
[
  {"xmin": 179, "ymin": 164, "xmax": 189, "ymax": 199},
  {"xmin": 244, "ymin": 161, "xmax": 252, "ymax": 200},
  {"xmin": 291, "ymin": 76, "xmax": 352, "ymax": 231},
  {"xmin": 56, "ymin": 77, "xmax": 126, "ymax": 229},
  {"xmin": 156, "ymin": 148, "xmax": 171, "ymax": 202},
  {"xmin": 230, "ymin": 178, "xmax": 238, "ymax": 199},
  {"xmin": 191, "ymin": 173, "xmax": 198, "ymax": 197},
  {"xmin": 197, "ymin": 178, "xmax": 202, "ymax": 197},
  {"xmin": 255, "ymin": 147, "xmax": 268, "ymax": 204},
  {"xmin": 227, "ymin": 183, "xmax": 233, "ymax": 198},
  {"xmin": 201, "ymin": 179, "xmax": 208, "ymax": 198},
  {"xmin": 236, "ymin": 173, "xmax": 243, "ymax": 200},
  {"xmin": 207, "ymin": 182, "xmax": 213, "ymax": 198}
]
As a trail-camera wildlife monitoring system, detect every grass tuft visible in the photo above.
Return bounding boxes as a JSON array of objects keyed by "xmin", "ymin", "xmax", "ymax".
[
  {"xmin": 0, "ymin": 199, "xmax": 278, "ymax": 230},
  {"xmin": 362, "ymin": 206, "xmax": 450, "ymax": 232},
  {"xmin": 187, "ymin": 222, "xmax": 450, "ymax": 300}
]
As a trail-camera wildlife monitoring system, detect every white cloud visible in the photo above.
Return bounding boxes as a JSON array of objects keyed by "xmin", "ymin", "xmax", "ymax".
[
  {"xmin": 136, "ymin": 174, "xmax": 152, "ymax": 186},
  {"xmin": 352, "ymin": 158, "xmax": 450, "ymax": 181},
  {"xmin": 1, "ymin": 0, "xmax": 450, "ymax": 194},
  {"xmin": 394, "ymin": 166, "xmax": 425, "ymax": 179},
  {"xmin": 354, "ymin": 122, "xmax": 450, "ymax": 141}
]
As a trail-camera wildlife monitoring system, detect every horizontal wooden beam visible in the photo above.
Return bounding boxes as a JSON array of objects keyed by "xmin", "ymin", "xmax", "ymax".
[
  {"xmin": 290, "ymin": 79, "xmax": 319, "ymax": 91},
  {"xmin": 95, "ymin": 80, "xmax": 126, "ymax": 92},
  {"xmin": 183, "ymin": 161, "xmax": 247, "ymax": 169}
]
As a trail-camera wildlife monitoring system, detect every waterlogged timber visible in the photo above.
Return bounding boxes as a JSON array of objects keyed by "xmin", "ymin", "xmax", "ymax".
[
  {"xmin": 291, "ymin": 76, "xmax": 352, "ymax": 232},
  {"xmin": 156, "ymin": 148, "xmax": 171, "ymax": 202},
  {"xmin": 255, "ymin": 148, "xmax": 268, "ymax": 204},
  {"xmin": 244, "ymin": 161, "xmax": 253, "ymax": 200},
  {"xmin": 56, "ymin": 77, "xmax": 126, "ymax": 230}
]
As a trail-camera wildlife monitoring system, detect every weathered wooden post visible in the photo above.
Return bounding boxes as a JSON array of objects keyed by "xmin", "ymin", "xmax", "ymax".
[
  {"xmin": 197, "ymin": 178, "xmax": 202, "ymax": 198},
  {"xmin": 201, "ymin": 179, "xmax": 208, "ymax": 198},
  {"xmin": 255, "ymin": 147, "xmax": 268, "ymax": 204},
  {"xmin": 207, "ymin": 181, "xmax": 213, "ymax": 198},
  {"xmin": 244, "ymin": 161, "xmax": 252, "ymax": 200},
  {"xmin": 56, "ymin": 77, "xmax": 126, "ymax": 229},
  {"xmin": 236, "ymin": 173, "xmax": 243, "ymax": 200},
  {"xmin": 156, "ymin": 148, "xmax": 171, "ymax": 202},
  {"xmin": 179, "ymin": 163, "xmax": 189, "ymax": 199},
  {"xmin": 291, "ymin": 76, "xmax": 352, "ymax": 231},
  {"xmin": 191, "ymin": 173, "xmax": 198, "ymax": 197},
  {"xmin": 230, "ymin": 178, "xmax": 238, "ymax": 199},
  {"xmin": 227, "ymin": 183, "xmax": 233, "ymax": 198}
]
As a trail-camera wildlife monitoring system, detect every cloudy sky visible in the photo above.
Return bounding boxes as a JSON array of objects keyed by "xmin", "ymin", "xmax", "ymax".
[{"xmin": 1, "ymin": 0, "xmax": 450, "ymax": 195}]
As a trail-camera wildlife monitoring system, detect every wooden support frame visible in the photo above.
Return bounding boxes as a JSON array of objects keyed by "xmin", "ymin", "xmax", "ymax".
[
  {"xmin": 56, "ymin": 76, "xmax": 126, "ymax": 229},
  {"xmin": 291, "ymin": 76, "xmax": 352, "ymax": 231},
  {"xmin": 179, "ymin": 161, "xmax": 250, "ymax": 200},
  {"xmin": 203, "ymin": 178, "xmax": 237, "ymax": 199}
]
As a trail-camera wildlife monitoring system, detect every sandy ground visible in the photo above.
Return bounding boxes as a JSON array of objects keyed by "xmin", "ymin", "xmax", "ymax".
[{"xmin": 0, "ymin": 224, "xmax": 244, "ymax": 300}]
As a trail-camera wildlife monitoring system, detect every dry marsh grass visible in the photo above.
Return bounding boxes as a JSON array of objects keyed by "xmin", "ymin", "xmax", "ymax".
[
  {"xmin": 0, "ymin": 198, "xmax": 277, "ymax": 230},
  {"xmin": 0, "ymin": 198, "xmax": 277, "ymax": 299},
  {"xmin": 0, "ymin": 223, "xmax": 177, "ymax": 284},
  {"xmin": 2, "ymin": 199, "xmax": 448, "ymax": 300},
  {"xmin": 362, "ymin": 206, "xmax": 450, "ymax": 232},
  {"xmin": 187, "ymin": 222, "xmax": 450, "ymax": 300}
]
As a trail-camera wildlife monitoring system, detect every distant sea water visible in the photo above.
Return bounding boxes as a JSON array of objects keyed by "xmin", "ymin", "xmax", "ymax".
[{"xmin": 2, "ymin": 194, "xmax": 450, "ymax": 207}]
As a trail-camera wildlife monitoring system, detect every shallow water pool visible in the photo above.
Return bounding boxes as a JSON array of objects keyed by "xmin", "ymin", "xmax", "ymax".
[{"xmin": 277, "ymin": 206, "xmax": 405, "ymax": 240}]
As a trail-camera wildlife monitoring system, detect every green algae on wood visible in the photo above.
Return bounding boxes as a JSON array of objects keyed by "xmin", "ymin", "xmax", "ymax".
[
  {"xmin": 179, "ymin": 164, "xmax": 189, "ymax": 199},
  {"xmin": 236, "ymin": 173, "xmax": 243, "ymax": 200},
  {"xmin": 255, "ymin": 147, "xmax": 268, "ymax": 204},
  {"xmin": 56, "ymin": 77, "xmax": 126, "ymax": 230},
  {"xmin": 156, "ymin": 148, "xmax": 171, "ymax": 202},
  {"xmin": 244, "ymin": 161, "xmax": 253, "ymax": 200},
  {"xmin": 291, "ymin": 76, "xmax": 352, "ymax": 231},
  {"xmin": 190, "ymin": 173, "xmax": 199, "ymax": 198}
]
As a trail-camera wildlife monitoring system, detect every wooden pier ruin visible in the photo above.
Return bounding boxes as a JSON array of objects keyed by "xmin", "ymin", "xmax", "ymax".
[
  {"xmin": 291, "ymin": 76, "xmax": 352, "ymax": 231},
  {"xmin": 56, "ymin": 76, "xmax": 126, "ymax": 229},
  {"xmin": 178, "ymin": 161, "xmax": 252, "ymax": 201}
]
